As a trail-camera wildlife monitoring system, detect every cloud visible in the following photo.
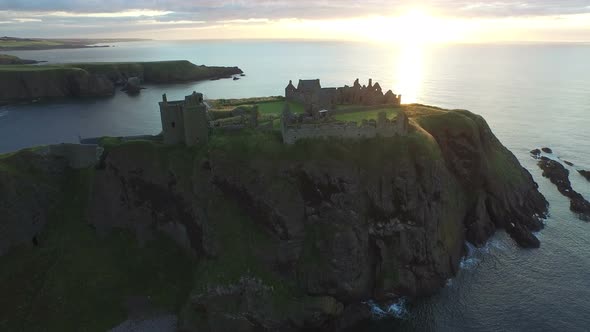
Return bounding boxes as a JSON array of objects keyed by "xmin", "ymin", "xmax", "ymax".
[
  {"xmin": 1, "ymin": 1, "xmax": 589, "ymax": 19},
  {"xmin": 0, "ymin": 0, "xmax": 589, "ymax": 40}
]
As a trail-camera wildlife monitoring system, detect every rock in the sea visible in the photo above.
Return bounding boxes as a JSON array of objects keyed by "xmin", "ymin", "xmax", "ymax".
[
  {"xmin": 563, "ymin": 160, "xmax": 574, "ymax": 166},
  {"xmin": 537, "ymin": 157, "xmax": 590, "ymax": 221},
  {"xmin": 542, "ymin": 147, "xmax": 553, "ymax": 154},
  {"xmin": 530, "ymin": 149, "xmax": 541, "ymax": 158},
  {"xmin": 579, "ymin": 170, "xmax": 590, "ymax": 182},
  {"xmin": 122, "ymin": 76, "xmax": 142, "ymax": 94}
]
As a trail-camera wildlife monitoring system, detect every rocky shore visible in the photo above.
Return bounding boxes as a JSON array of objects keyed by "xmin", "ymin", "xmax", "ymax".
[
  {"xmin": 0, "ymin": 105, "xmax": 548, "ymax": 331},
  {"xmin": 532, "ymin": 149, "xmax": 590, "ymax": 221}
]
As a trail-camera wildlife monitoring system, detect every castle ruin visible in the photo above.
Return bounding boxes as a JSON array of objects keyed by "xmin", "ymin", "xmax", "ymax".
[
  {"xmin": 281, "ymin": 103, "xmax": 409, "ymax": 145},
  {"xmin": 285, "ymin": 79, "xmax": 401, "ymax": 118},
  {"xmin": 159, "ymin": 91, "xmax": 209, "ymax": 146}
]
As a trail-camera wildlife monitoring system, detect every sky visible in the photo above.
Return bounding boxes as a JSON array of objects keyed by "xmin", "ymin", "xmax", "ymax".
[{"xmin": 0, "ymin": 1, "xmax": 589, "ymax": 43}]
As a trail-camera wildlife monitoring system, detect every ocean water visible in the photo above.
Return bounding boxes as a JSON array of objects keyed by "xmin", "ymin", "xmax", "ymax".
[{"xmin": 2, "ymin": 41, "xmax": 590, "ymax": 331}]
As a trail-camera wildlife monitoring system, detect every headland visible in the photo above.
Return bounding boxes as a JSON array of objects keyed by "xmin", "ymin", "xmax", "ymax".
[
  {"xmin": 0, "ymin": 82, "xmax": 548, "ymax": 330},
  {"xmin": 0, "ymin": 60, "xmax": 243, "ymax": 103}
]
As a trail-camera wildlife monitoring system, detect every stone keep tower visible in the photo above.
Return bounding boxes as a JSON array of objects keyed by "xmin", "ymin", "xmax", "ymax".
[
  {"xmin": 159, "ymin": 91, "xmax": 209, "ymax": 146},
  {"xmin": 159, "ymin": 93, "xmax": 186, "ymax": 145},
  {"xmin": 182, "ymin": 91, "xmax": 209, "ymax": 146}
]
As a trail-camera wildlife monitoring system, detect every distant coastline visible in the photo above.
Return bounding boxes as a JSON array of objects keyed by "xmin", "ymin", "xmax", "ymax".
[{"xmin": 0, "ymin": 36, "xmax": 149, "ymax": 51}]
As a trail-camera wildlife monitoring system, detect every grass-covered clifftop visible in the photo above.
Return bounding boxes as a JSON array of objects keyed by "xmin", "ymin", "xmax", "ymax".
[
  {"xmin": 0, "ymin": 60, "xmax": 243, "ymax": 103},
  {"xmin": 0, "ymin": 36, "xmax": 147, "ymax": 51},
  {"xmin": 0, "ymin": 54, "xmax": 40, "ymax": 65},
  {"xmin": 64, "ymin": 60, "xmax": 243, "ymax": 83},
  {"xmin": 0, "ymin": 104, "xmax": 548, "ymax": 331}
]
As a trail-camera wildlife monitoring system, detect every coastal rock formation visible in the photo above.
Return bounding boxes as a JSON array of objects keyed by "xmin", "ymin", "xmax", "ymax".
[
  {"xmin": 579, "ymin": 170, "xmax": 590, "ymax": 182},
  {"xmin": 0, "ymin": 67, "xmax": 115, "ymax": 101},
  {"xmin": 537, "ymin": 157, "xmax": 590, "ymax": 221},
  {"xmin": 0, "ymin": 54, "xmax": 41, "ymax": 65},
  {"xmin": 122, "ymin": 76, "xmax": 142, "ymax": 94},
  {"xmin": 0, "ymin": 150, "xmax": 68, "ymax": 256},
  {"xmin": 68, "ymin": 61, "xmax": 243, "ymax": 84},
  {"xmin": 0, "ymin": 60, "xmax": 243, "ymax": 103},
  {"xmin": 0, "ymin": 105, "xmax": 548, "ymax": 330}
]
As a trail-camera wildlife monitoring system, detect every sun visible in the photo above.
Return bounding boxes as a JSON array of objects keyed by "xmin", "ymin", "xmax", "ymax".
[
  {"xmin": 364, "ymin": 9, "xmax": 461, "ymax": 45},
  {"xmin": 395, "ymin": 10, "xmax": 436, "ymax": 44}
]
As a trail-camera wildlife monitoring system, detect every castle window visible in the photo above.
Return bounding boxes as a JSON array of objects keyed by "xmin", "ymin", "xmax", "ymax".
[{"xmin": 171, "ymin": 122, "xmax": 176, "ymax": 128}]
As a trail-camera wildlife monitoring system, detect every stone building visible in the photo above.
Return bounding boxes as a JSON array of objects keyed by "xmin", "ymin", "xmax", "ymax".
[
  {"xmin": 281, "ymin": 103, "xmax": 409, "ymax": 144},
  {"xmin": 285, "ymin": 78, "xmax": 401, "ymax": 118},
  {"xmin": 159, "ymin": 91, "xmax": 209, "ymax": 146}
]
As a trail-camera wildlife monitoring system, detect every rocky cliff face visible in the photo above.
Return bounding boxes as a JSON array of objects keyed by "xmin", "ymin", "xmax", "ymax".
[
  {"xmin": 80, "ymin": 107, "xmax": 547, "ymax": 330},
  {"xmin": 0, "ymin": 106, "xmax": 548, "ymax": 331},
  {"xmin": 0, "ymin": 61, "xmax": 243, "ymax": 103},
  {"xmin": 0, "ymin": 68, "xmax": 114, "ymax": 102},
  {"xmin": 0, "ymin": 150, "xmax": 68, "ymax": 256}
]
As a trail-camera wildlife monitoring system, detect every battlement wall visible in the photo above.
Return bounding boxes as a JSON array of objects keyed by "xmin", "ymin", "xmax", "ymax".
[
  {"xmin": 282, "ymin": 111, "xmax": 409, "ymax": 144},
  {"xmin": 330, "ymin": 103, "xmax": 401, "ymax": 115}
]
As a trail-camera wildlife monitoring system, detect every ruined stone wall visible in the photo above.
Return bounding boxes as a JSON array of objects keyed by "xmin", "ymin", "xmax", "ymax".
[
  {"xmin": 330, "ymin": 103, "xmax": 401, "ymax": 115},
  {"xmin": 282, "ymin": 111, "xmax": 409, "ymax": 144},
  {"xmin": 285, "ymin": 79, "xmax": 402, "ymax": 116}
]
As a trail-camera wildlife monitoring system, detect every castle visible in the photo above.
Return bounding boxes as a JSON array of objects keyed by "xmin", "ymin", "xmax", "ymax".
[
  {"xmin": 285, "ymin": 79, "xmax": 401, "ymax": 118},
  {"xmin": 159, "ymin": 91, "xmax": 209, "ymax": 146},
  {"xmin": 157, "ymin": 85, "xmax": 407, "ymax": 147},
  {"xmin": 281, "ymin": 103, "xmax": 409, "ymax": 145}
]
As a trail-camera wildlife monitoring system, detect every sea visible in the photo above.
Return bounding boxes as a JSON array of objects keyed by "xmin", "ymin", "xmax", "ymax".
[{"xmin": 2, "ymin": 40, "xmax": 590, "ymax": 331}]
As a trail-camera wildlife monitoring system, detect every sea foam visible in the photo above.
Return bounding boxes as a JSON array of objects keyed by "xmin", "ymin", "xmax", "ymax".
[{"xmin": 366, "ymin": 298, "xmax": 408, "ymax": 320}]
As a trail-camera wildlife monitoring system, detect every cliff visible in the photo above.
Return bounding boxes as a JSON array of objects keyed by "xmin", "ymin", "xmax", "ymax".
[
  {"xmin": 0, "ymin": 66, "xmax": 115, "ymax": 102},
  {"xmin": 0, "ymin": 105, "xmax": 547, "ymax": 331},
  {"xmin": 65, "ymin": 60, "xmax": 243, "ymax": 84},
  {"xmin": 0, "ymin": 61, "xmax": 243, "ymax": 103},
  {"xmin": 0, "ymin": 54, "xmax": 41, "ymax": 65}
]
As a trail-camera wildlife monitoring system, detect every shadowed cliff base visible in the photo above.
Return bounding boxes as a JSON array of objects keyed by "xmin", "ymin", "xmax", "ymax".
[{"xmin": 0, "ymin": 104, "xmax": 547, "ymax": 331}]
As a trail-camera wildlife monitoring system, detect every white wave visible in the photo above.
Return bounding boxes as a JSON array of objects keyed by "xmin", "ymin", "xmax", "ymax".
[
  {"xmin": 366, "ymin": 298, "xmax": 408, "ymax": 320},
  {"xmin": 460, "ymin": 256, "xmax": 480, "ymax": 270},
  {"xmin": 460, "ymin": 238, "xmax": 508, "ymax": 270}
]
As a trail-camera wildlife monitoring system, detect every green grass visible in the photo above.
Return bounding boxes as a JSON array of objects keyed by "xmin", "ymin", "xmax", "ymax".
[
  {"xmin": 210, "ymin": 96, "xmax": 283, "ymax": 108},
  {"xmin": 191, "ymin": 197, "xmax": 291, "ymax": 294},
  {"xmin": 209, "ymin": 123, "xmax": 442, "ymax": 167},
  {"xmin": 256, "ymin": 100, "xmax": 304, "ymax": 115},
  {"xmin": 333, "ymin": 107, "xmax": 401, "ymax": 122},
  {"xmin": 0, "ymin": 54, "xmax": 21, "ymax": 63},
  {"xmin": 0, "ymin": 40, "xmax": 63, "ymax": 48},
  {"xmin": 64, "ymin": 62, "xmax": 143, "ymax": 74},
  {"xmin": 0, "ymin": 65, "xmax": 84, "ymax": 72},
  {"xmin": 0, "ymin": 168, "xmax": 195, "ymax": 332},
  {"xmin": 0, "ymin": 147, "xmax": 55, "ymax": 179}
]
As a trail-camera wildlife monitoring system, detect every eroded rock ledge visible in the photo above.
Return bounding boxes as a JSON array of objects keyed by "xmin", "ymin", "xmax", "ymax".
[{"xmin": 535, "ymin": 156, "xmax": 590, "ymax": 221}]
